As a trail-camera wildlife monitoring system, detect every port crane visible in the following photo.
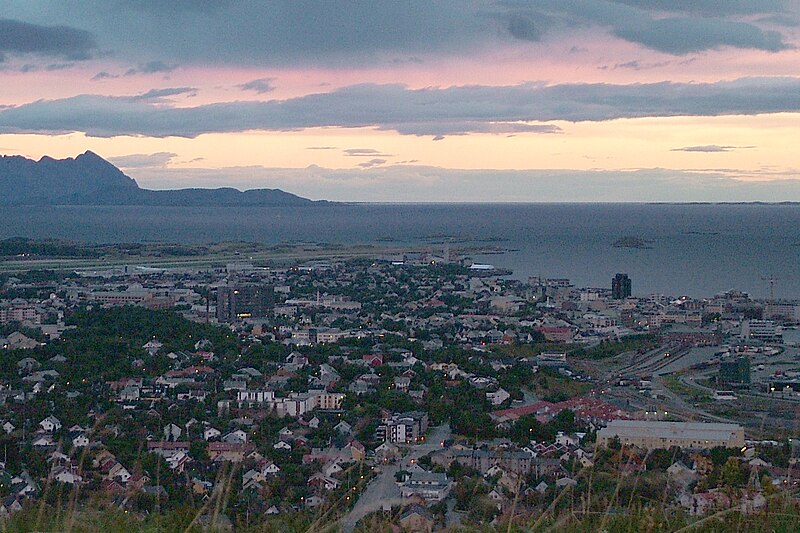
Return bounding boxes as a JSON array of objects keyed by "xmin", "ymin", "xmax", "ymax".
[{"xmin": 761, "ymin": 275, "xmax": 779, "ymax": 300}]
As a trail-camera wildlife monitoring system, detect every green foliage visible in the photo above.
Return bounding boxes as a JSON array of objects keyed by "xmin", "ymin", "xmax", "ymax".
[
  {"xmin": 508, "ymin": 409, "xmax": 579, "ymax": 445},
  {"xmin": 570, "ymin": 334, "xmax": 658, "ymax": 360},
  {"xmin": 0, "ymin": 237, "xmax": 101, "ymax": 258}
]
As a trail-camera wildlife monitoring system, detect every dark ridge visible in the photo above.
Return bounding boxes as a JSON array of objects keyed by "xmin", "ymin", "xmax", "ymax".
[{"xmin": 0, "ymin": 151, "xmax": 322, "ymax": 206}]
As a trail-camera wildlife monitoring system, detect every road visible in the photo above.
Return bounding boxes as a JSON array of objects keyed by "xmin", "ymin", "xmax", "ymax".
[{"xmin": 339, "ymin": 423, "xmax": 451, "ymax": 533}]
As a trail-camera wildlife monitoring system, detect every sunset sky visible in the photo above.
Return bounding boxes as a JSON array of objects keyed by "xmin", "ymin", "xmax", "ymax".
[{"xmin": 1, "ymin": 1, "xmax": 800, "ymax": 201}]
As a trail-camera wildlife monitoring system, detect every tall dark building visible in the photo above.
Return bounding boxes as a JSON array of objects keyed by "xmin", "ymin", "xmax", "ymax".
[
  {"xmin": 217, "ymin": 284, "xmax": 274, "ymax": 322},
  {"xmin": 612, "ymin": 273, "xmax": 632, "ymax": 299}
]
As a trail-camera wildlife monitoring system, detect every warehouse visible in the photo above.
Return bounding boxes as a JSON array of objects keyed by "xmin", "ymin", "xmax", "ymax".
[{"xmin": 597, "ymin": 420, "xmax": 744, "ymax": 450}]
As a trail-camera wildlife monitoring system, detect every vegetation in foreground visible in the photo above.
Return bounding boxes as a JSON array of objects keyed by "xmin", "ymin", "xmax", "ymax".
[{"xmin": 3, "ymin": 499, "xmax": 800, "ymax": 532}]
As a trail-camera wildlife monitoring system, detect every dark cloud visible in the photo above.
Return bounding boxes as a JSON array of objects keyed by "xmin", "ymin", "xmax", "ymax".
[
  {"xmin": 390, "ymin": 56, "xmax": 424, "ymax": 64},
  {"xmin": 237, "ymin": 78, "xmax": 276, "ymax": 94},
  {"xmin": 131, "ymin": 87, "xmax": 197, "ymax": 101},
  {"xmin": 432, "ymin": 135, "xmax": 445, "ymax": 141},
  {"xmin": 613, "ymin": 17, "xmax": 789, "ymax": 55},
  {"xmin": 306, "ymin": 146, "xmax": 337, "ymax": 150},
  {"xmin": 3, "ymin": 61, "xmax": 76, "ymax": 73},
  {"xmin": 45, "ymin": 62, "xmax": 74, "ymax": 71},
  {"xmin": 610, "ymin": 1, "xmax": 786, "ymax": 16},
  {"xmin": 504, "ymin": 13, "xmax": 544, "ymax": 42},
  {"xmin": 671, "ymin": 145, "xmax": 753, "ymax": 153},
  {"xmin": 498, "ymin": 0, "xmax": 792, "ymax": 55},
  {"xmin": 0, "ymin": 19, "xmax": 97, "ymax": 61},
  {"xmin": 357, "ymin": 158, "xmax": 386, "ymax": 168},
  {"xmin": 343, "ymin": 148, "xmax": 392, "ymax": 157},
  {"xmin": 6, "ymin": 2, "xmax": 484, "ymax": 67},
  {"xmin": 759, "ymin": 14, "xmax": 800, "ymax": 27},
  {"xmin": 3, "ymin": 1, "xmax": 795, "ymax": 66},
  {"xmin": 108, "ymin": 152, "xmax": 177, "ymax": 168},
  {"xmin": 1, "ymin": 78, "xmax": 800, "ymax": 138},
  {"xmin": 124, "ymin": 61, "xmax": 178, "ymax": 76},
  {"xmin": 91, "ymin": 71, "xmax": 118, "ymax": 80},
  {"xmin": 601, "ymin": 59, "xmax": 673, "ymax": 71}
]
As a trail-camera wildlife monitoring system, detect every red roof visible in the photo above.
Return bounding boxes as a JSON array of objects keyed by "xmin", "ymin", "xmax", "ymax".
[
  {"xmin": 208, "ymin": 442, "xmax": 255, "ymax": 452},
  {"xmin": 147, "ymin": 441, "xmax": 190, "ymax": 450},
  {"xmin": 491, "ymin": 401, "xmax": 553, "ymax": 420},
  {"xmin": 492, "ymin": 397, "xmax": 629, "ymax": 423},
  {"xmin": 363, "ymin": 354, "xmax": 384, "ymax": 367}
]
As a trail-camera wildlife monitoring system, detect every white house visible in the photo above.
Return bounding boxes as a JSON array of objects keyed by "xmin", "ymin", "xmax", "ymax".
[
  {"xmin": 243, "ymin": 469, "xmax": 266, "ymax": 491},
  {"xmin": 163, "ymin": 423, "xmax": 182, "ymax": 441},
  {"xmin": 203, "ymin": 427, "xmax": 221, "ymax": 441},
  {"xmin": 323, "ymin": 460, "xmax": 344, "ymax": 477},
  {"xmin": 486, "ymin": 388, "xmax": 511, "ymax": 406},
  {"xmin": 71, "ymin": 433, "xmax": 90, "ymax": 448},
  {"xmin": 54, "ymin": 468, "xmax": 83, "ymax": 485},
  {"xmin": 222, "ymin": 430, "xmax": 248, "ymax": 444},
  {"xmin": 107, "ymin": 462, "xmax": 132, "ymax": 483},
  {"xmin": 32, "ymin": 434, "xmax": 55, "ymax": 448},
  {"xmin": 334, "ymin": 421, "xmax": 352, "ymax": 435},
  {"xmin": 555, "ymin": 477, "xmax": 577, "ymax": 488},
  {"xmin": 260, "ymin": 461, "xmax": 281, "ymax": 476},
  {"xmin": 143, "ymin": 339, "xmax": 163, "ymax": 356},
  {"xmin": 39, "ymin": 416, "xmax": 62, "ymax": 433}
]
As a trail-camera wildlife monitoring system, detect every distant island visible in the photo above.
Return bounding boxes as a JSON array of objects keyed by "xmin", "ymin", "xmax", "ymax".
[
  {"xmin": 612, "ymin": 236, "xmax": 653, "ymax": 249},
  {"xmin": 0, "ymin": 151, "xmax": 320, "ymax": 206}
]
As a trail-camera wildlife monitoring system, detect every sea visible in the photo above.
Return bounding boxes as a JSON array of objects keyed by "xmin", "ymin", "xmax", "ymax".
[{"xmin": 1, "ymin": 203, "xmax": 799, "ymax": 299}]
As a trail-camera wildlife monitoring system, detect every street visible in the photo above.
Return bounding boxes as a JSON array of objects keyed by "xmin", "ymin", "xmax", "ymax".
[{"xmin": 339, "ymin": 423, "xmax": 451, "ymax": 533}]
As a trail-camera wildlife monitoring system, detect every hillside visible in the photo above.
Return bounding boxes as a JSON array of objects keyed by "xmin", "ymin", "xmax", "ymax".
[{"xmin": 0, "ymin": 151, "xmax": 317, "ymax": 206}]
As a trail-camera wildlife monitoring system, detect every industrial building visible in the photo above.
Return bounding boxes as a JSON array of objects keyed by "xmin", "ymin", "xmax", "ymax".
[
  {"xmin": 216, "ymin": 284, "xmax": 274, "ymax": 323},
  {"xmin": 597, "ymin": 420, "xmax": 744, "ymax": 450},
  {"xmin": 741, "ymin": 319, "xmax": 782, "ymax": 342}
]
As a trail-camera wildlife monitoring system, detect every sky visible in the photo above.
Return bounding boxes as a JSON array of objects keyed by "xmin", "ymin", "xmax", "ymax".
[{"xmin": 1, "ymin": 1, "xmax": 799, "ymax": 202}]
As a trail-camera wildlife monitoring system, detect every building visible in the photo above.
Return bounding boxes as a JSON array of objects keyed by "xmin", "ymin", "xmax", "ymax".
[
  {"xmin": 0, "ymin": 303, "xmax": 39, "ymax": 325},
  {"xmin": 400, "ymin": 471, "xmax": 452, "ymax": 502},
  {"xmin": 662, "ymin": 326, "xmax": 722, "ymax": 347},
  {"xmin": 597, "ymin": 420, "xmax": 744, "ymax": 450},
  {"xmin": 216, "ymin": 284, "xmax": 274, "ymax": 322},
  {"xmin": 764, "ymin": 301, "xmax": 800, "ymax": 323},
  {"xmin": 537, "ymin": 352, "xmax": 568, "ymax": 367},
  {"xmin": 612, "ymin": 273, "xmax": 632, "ymax": 300},
  {"xmin": 719, "ymin": 356, "xmax": 750, "ymax": 385},
  {"xmin": 207, "ymin": 442, "xmax": 256, "ymax": 462},
  {"xmin": 432, "ymin": 447, "xmax": 560, "ymax": 477},
  {"xmin": 399, "ymin": 504, "xmax": 434, "ymax": 532},
  {"xmin": 741, "ymin": 320, "xmax": 781, "ymax": 342},
  {"xmin": 376, "ymin": 411, "xmax": 429, "ymax": 444}
]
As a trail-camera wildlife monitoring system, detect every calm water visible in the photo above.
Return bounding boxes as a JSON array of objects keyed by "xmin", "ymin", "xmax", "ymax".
[{"xmin": 1, "ymin": 203, "xmax": 799, "ymax": 298}]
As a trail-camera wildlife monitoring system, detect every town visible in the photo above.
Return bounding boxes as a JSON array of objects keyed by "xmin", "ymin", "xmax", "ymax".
[{"xmin": 0, "ymin": 244, "xmax": 798, "ymax": 532}]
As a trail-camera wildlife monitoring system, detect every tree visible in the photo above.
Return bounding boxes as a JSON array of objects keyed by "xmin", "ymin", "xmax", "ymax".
[
  {"xmin": 189, "ymin": 440, "xmax": 208, "ymax": 461},
  {"xmin": 720, "ymin": 457, "xmax": 745, "ymax": 495}
]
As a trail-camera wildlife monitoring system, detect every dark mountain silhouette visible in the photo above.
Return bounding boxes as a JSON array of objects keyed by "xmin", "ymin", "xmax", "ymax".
[{"xmin": 0, "ymin": 151, "xmax": 318, "ymax": 206}]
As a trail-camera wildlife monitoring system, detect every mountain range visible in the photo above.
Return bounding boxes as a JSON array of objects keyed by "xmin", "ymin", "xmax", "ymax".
[{"xmin": 0, "ymin": 151, "xmax": 318, "ymax": 206}]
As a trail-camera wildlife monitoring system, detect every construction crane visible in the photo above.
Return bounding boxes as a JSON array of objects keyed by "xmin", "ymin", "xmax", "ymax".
[{"xmin": 761, "ymin": 275, "xmax": 779, "ymax": 300}]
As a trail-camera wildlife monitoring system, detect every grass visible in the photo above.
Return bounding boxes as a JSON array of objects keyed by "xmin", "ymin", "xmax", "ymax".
[{"xmin": 663, "ymin": 375, "xmax": 711, "ymax": 403}]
